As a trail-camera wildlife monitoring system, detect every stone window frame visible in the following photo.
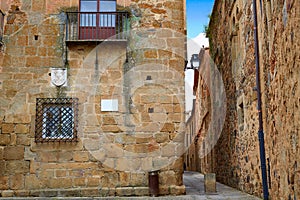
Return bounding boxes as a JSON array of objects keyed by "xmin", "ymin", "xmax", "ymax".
[{"xmin": 35, "ymin": 98, "xmax": 79, "ymax": 143}]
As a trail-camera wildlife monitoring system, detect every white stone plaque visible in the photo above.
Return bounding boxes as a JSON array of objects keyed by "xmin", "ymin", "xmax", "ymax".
[{"xmin": 101, "ymin": 99, "xmax": 118, "ymax": 112}]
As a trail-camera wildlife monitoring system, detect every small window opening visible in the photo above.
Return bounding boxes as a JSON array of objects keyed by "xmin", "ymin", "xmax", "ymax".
[
  {"xmin": 238, "ymin": 102, "xmax": 245, "ymax": 132},
  {"xmin": 35, "ymin": 98, "xmax": 79, "ymax": 142}
]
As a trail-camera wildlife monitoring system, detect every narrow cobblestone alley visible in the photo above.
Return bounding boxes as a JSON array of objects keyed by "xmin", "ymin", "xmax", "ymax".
[{"xmin": 183, "ymin": 171, "xmax": 262, "ymax": 199}]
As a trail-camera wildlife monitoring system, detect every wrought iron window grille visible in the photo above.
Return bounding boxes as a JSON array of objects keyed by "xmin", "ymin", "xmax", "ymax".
[
  {"xmin": 0, "ymin": 10, "xmax": 5, "ymax": 51},
  {"xmin": 35, "ymin": 98, "xmax": 79, "ymax": 143}
]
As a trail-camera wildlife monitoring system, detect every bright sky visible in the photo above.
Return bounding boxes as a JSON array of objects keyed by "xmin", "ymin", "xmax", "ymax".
[
  {"xmin": 186, "ymin": 0, "xmax": 215, "ymax": 38},
  {"xmin": 185, "ymin": 0, "xmax": 214, "ymax": 117}
]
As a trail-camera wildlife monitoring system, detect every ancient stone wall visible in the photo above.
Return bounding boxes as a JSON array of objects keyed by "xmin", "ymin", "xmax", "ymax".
[
  {"xmin": 0, "ymin": 0, "xmax": 186, "ymax": 197},
  {"xmin": 184, "ymin": 48, "xmax": 215, "ymax": 175},
  {"xmin": 207, "ymin": 0, "xmax": 299, "ymax": 199}
]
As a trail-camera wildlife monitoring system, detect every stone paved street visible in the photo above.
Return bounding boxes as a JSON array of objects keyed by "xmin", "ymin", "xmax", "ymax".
[
  {"xmin": 0, "ymin": 171, "xmax": 262, "ymax": 200},
  {"xmin": 182, "ymin": 171, "xmax": 262, "ymax": 199}
]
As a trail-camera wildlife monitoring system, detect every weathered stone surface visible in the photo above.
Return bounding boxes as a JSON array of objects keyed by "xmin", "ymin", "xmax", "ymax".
[
  {"xmin": 15, "ymin": 124, "xmax": 29, "ymax": 134},
  {"xmin": 204, "ymin": 173, "xmax": 216, "ymax": 193},
  {"xmin": 0, "ymin": 134, "xmax": 11, "ymax": 145},
  {"xmin": 73, "ymin": 151, "xmax": 89, "ymax": 162},
  {"xmin": 115, "ymin": 187, "xmax": 135, "ymax": 196},
  {"xmin": 1, "ymin": 190, "xmax": 14, "ymax": 197},
  {"xmin": 185, "ymin": 0, "xmax": 300, "ymax": 199},
  {"xmin": 10, "ymin": 173, "xmax": 24, "ymax": 190},
  {"xmin": 0, "ymin": 176, "xmax": 9, "ymax": 190},
  {"xmin": 4, "ymin": 146, "xmax": 24, "ymax": 160},
  {"xmin": 24, "ymin": 174, "xmax": 42, "ymax": 190},
  {"xmin": 16, "ymin": 135, "xmax": 31, "ymax": 146},
  {"xmin": 2, "ymin": 123, "xmax": 14, "ymax": 133},
  {"xmin": 0, "ymin": 0, "xmax": 186, "ymax": 196},
  {"xmin": 0, "ymin": 147, "xmax": 3, "ymax": 160},
  {"xmin": 5, "ymin": 161, "xmax": 30, "ymax": 174}
]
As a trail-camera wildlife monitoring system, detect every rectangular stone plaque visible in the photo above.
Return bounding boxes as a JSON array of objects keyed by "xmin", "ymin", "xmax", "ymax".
[{"xmin": 101, "ymin": 99, "xmax": 118, "ymax": 112}]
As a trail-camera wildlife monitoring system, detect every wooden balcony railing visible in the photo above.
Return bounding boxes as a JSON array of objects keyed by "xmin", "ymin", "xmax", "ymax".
[{"xmin": 65, "ymin": 11, "xmax": 130, "ymax": 41}]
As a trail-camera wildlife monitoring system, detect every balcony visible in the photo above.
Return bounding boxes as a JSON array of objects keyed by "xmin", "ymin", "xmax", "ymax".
[{"xmin": 65, "ymin": 11, "xmax": 130, "ymax": 42}]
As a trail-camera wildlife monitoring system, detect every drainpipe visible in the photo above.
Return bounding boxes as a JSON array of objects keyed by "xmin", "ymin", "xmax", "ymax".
[{"xmin": 252, "ymin": 0, "xmax": 269, "ymax": 199}]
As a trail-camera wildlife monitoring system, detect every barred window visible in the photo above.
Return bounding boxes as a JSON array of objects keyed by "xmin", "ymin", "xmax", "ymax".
[
  {"xmin": 35, "ymin": 98, "xmax": 79, "ymax": 142},
  {"xmin": 0, "ymin": 10, "xmax": 4, "ymax": 40}
]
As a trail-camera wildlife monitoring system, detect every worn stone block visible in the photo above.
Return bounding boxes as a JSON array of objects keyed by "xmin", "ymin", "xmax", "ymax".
[
  {"xmin": 5, "ymin": 161, "xmax": 30, "ymax": 175},
  {"xmin": 141, "ymin": 157, "xmax": 153, "ymax": 171},
  {"xmin": 167, "ymin": 113, "xmax": 182, "ymax": 122},
  {"xmin": 150, "ymin": 113, "xmax": 167, "ymax": 122},
  {"xmin": 25, "ymin": 175, "xmax": 42, "ymax": 190},
  {"xmin": 135, "ymin": 123, "xmax": 160, "ymax": 132},
  {"xmin": 204, "ymin": 173, "xmax": 216, "ymax": 193},
  {"xmin": 144, "ymin": 50, "xmax": 158, "ymax": 59},
  {"xmin": 1, "ymin": 190, "xmax": 14, "ymax": 197},
  {"xmin": 161, "ymin": 143, "xmax": 176, "ymax": 157},
  {"xmin": 140, "ymin": 95, "xmax": 157, "ymax": 104},
  {"xmin": 55, "ymin": 169, "xmax": 67, "ymax": 178},
  {"xmin": 38, "ymin": 47, "xmax": 47, "ymax": 56},
  {"xmin": 101, "ymin": 125, "xmax": 122, "ymax": 133},
  {"xmin": 25, "ymin": 46, "xmax": 37, "ymax": 56},
  {"xmin": 73, "ymin": 151, "xmax": 89, "ymax": 162},
  {"xmin": 131, "ymin": 172, "xmax": 147, "ymax": 186},
  {"xmin": 159, "ymin": 95, "xmax": 173, "ymax": 103},
  {"xmin": 161, "ymin": 123, "xmax": 175, "ymax": 132},
  {"xmin": 37, "ymin": 151, "xmax": 58, "ymax": 162},
  {"xmin": 15, "ymin": 124, "xmax": 29, "ymax": 134},
  {"xmin": 14, "ymin": 190, "xmax": 30, "ymax": 197},
  {"xmin": 73, "ymin": 177, "xmax": 86, "ymax": 186},
  {"xmin": 170, "ymin": 185, "xmax": 186, "ymax": 195},
  {"xmin": 0, "ymin": 134, "xmax": 11, "ymax": 145},
  {"xmin": 5, "ymin": 114, "xmax": 31, "ymax": 124},
  {"xmin": 116, "ymin": 187, "xmax": 134, "ymax": 196},
  {"xmin": 2, "ymin": 123, "xmax": 14, "ymax": 133},
  {"xmin": 86, "ymin": 177, "xmax": 100, "ymax": 187},
  {"xmin": 16, "ymin": 135, "xmax": 31, "ymax": 146},
  {"xmin": 69, "ymin": 169, "xmax": 84, "ymax": 177},
  {"xmin": 48, "ymin": 178, "xmax": 72, "ymax": 189},
  {"xmin": 25, "ymin": 56, "xmax": 42, "ymax": 67},
  {"xmin": 124, "ymin": 144, "xmax": 148, "ymax": 153},
  {"xmin": 134, "ymin": 187, "xmax": 149, "ymax": 196},
  {"xmin": 0, "ymin": 147, "xmax": 3, "ymax": 160},
  {"xmin": 102, "ymin": 116, "xmax": 117, "ymax": 125},
  {"xmin": 9, "ymin": 133, "xmax": 17, "ymax": 145},
  {"xmin": 97, "ymin": 187, "xmax": 115, "ymax": 196},
  {"xmin": 0, "ymin": 176, "xmax": 9, "ymax": 190},
  {"xmin": 159, "ymin": 171, "xmax": 177, "ymax": 185},
  {"xmin": 10, "ymin": 173, "xmax": 24, "ymax": 190},
  {"xmin": 29, "ymin": 160, "xmax": 39, "ymax": 174},
  {"xmin": 4, "ymin": 146, "xmax": 24, "ymax": 160},
  {"xmin": 40, "ymin": 170, "xmax": 55, "ymax": 179},
  {"xmin": 116, "ymin": 158, "xmax": 141, "ymax": 171},
  {"xmin": 57, "ymin": 151, "xmax": 73, "ymax": 162}
]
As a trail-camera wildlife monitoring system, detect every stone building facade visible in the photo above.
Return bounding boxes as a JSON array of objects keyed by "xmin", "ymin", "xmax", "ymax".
[
  {"xmin": 203, "ymin": 0, "xmax": 299, "ymax": 199},
  {"xmin": 0, "ymin": 0, "xmax": 186, "ymax": 197},
  {"xmin": 184, "ymin": 48, "xmax": 214, "ymax": 174}
]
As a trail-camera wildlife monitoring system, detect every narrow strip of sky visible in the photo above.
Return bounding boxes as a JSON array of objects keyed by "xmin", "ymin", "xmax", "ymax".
[{"xmin": 186, "ymin": 0, "xmax": 215, "ymax": 38}]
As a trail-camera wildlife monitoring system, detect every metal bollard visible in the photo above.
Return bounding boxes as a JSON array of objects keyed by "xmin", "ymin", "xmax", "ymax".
[{"xmin": 148, "ymin": 170, "xmax": 159, "ymax": 196}]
